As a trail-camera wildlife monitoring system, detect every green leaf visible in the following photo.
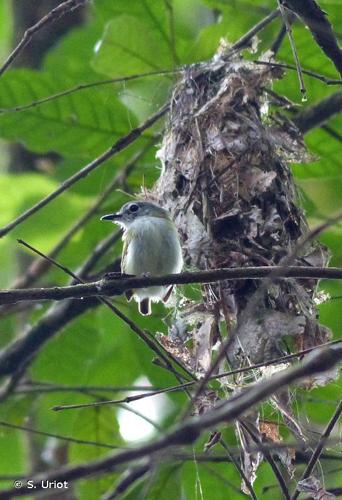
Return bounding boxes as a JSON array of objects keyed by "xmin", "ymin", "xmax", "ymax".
[
  {"xmin": 93, "ymin": 15, "xmax": 173, "ymax": 77},
  {"xmin": 0, "ymin": 69, "xmax": 136, "ymax": 157}
]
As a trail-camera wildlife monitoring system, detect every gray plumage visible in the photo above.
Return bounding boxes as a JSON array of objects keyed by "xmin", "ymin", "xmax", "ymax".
[{"xmin": 101, "ymin": 201, "xmax": 183, "ymax": 315}]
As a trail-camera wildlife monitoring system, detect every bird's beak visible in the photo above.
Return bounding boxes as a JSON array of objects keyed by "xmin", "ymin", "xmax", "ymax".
[{"xmin": 100, "ymin": 213, "xmax": 122, "ymax": 221}]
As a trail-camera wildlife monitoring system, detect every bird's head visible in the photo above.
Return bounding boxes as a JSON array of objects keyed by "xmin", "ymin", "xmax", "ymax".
[{"xmin": 101, "ymin": 201, "xmax": 170, "ymax": 228}]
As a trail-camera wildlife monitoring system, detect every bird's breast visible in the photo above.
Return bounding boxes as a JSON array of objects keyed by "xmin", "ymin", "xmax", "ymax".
[{"xmin": 123, "ymin": 217, "xmax": 182, "ymax": 276}]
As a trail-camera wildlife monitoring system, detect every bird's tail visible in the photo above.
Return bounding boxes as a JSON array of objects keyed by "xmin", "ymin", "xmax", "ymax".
[{"xmin": 139, "ymin": 298, "xmax": 151, "ymax": 315}]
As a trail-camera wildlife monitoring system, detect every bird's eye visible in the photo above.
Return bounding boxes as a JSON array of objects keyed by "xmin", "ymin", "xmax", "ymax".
[{"xmin": 129, "ymin": 204, "xmax": 139, "ymax": 213}]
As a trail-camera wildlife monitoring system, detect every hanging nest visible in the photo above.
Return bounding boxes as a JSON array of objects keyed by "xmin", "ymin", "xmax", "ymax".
[{"xmin": 145, "ymin": 48, "xmax": 333, "ymax": 489}]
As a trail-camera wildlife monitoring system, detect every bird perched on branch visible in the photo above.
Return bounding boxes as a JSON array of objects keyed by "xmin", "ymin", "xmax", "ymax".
[{"xmin": 101, "ymin": 201, "xmax": 183, "ymax": 315}]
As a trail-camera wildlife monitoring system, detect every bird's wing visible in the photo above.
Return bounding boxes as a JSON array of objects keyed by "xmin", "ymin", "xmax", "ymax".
[{"xmin": 121, "ymin": 229, "xmax": 133, "ymax": 273}]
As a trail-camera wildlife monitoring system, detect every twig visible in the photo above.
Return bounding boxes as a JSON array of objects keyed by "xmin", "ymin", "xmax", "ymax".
[
  {"xmin": 0, "ymin": 420, "xmax": 122, "ymax": 451},
  {"xmin": 103, "ymin": 463, "xmax": 150, "ymax": 500},
  {"xmin": 220, "ymin": 438, "xmax": 258, "ymax": 500},
  {"xmin": 240, "ymin": 421, "xmax": 290, "ymax": 500},
  {"xmin": 282, "ymin": 0, "xmax": 342, "ymax": 78},
  {"xmin": 0, "ymin": 345, "xmax": 339, "ymax": 498},
  {"xmin": 0, "ymin": 70, "xmax": 179, "ymax": 114},
  {"xmin": 271, "ymin": 12, "xmax": 296, "ymax": 55},
  {"xmin": 0, "ymin": 104, "xmax": 169, "ymax": 238},
  {"xmin": 14, "ymin": 382, "xmax": 161, "ymax": 394},
  {"xmin": 7, "ymin": 144, "xmax": 151, "ymax": 293},
  {"xmin": 229, "ymin": 9, "xmax": 281, "ymax": 52},
  {"xmin": 173, "ymin": 451, "xmax": 341, "ymax": 464},
  {"xmin": 253, "ymin": 60, "xmax": 342, "ymax": 86},
  {"xmin": 50, "ymin": 339, "xmax": 341, "ymax": 411},
  {"xmin": 322, "ymin": 125, "xmax": 342, "ymax": 143},
  {"xmin": 0, "ymin": 229, "xmax": 122, "ymax": 379},
  {"xmin": 17, "ymin": 239, "xmax": 195, "ymax": 385},
  {"xmin": 0, "ymin": 264, "xmax": 341, "ymax": 305},
  {"xmin": 0, "ymin": 0, "xmax": 88, "ymax": 78},
  {"xmin": 164, "ymin": 0, "xmax": 179, "ymax": 67},
  {"xmin": 277, "ymin": 1, "xmax": 306, "ymax": 98},
  {"xmin": 291, "ymin": 400, "xmax": 342, "ymax": 499}
]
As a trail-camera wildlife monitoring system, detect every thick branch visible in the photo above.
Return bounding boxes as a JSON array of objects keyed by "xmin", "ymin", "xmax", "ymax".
[
  {"xmin": 0, "ymin": 346, "xmax": 340, "ymax": 498},
  {"xmin": 0, "ymin": 298, "xmax": 98, "ymax": 378},
  {"xmin": 0, "ymin": 266, "xmax": 341, "ymax": 305},
  {"xmin": 283, "ymin": 0, "xmax": 342, "ymax": 77}
]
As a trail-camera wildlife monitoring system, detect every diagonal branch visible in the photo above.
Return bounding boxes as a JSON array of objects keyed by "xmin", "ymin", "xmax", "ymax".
[
  {"xmin": 0, "ymin": 0, "xmax": 88, "ymax": 78},
  {"xmin": 0, "ymin": 265, "xmax": 341, "ymax": 305},
  {"xmin": 0, "ymin": 230, "xmax": 121, "ymax": 379},
  {"xmin": 0, "ymin": 104, "xmax": 169, "ymax": 238},
  {"xmin": 0, "ymin": 345, "xmax": 340, "ymax": 498},
  {"xmin": 17, "ymin": 239, "xmax": 194, "ymax": 384},
  {"xmin": 50, "ymin": 339, "xmax": 341, "ymax": 412},
  {"xmin": 291, "ymin": 399, "xmax": 342, "ymax": 499}
]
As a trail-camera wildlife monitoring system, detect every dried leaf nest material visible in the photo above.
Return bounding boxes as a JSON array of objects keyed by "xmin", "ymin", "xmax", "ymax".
[{"xmin": 151, "ymin": 52, "xmax": 331, "ymax": 366}]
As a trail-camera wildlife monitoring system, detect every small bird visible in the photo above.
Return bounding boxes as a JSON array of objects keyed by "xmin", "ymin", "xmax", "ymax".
[{"xmin": 101, "ymin": 201, "xmax": 183, "ymax": 315}]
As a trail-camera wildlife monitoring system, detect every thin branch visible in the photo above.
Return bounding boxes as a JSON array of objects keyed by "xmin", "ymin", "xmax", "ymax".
[
  {"xmin": 0, "ymin": 264, "xmax": 341, "ymax": 305},
  {"xmin": 240, "ymin": 421, "xmax": 290, "ymax": 500},
  {"xmin": 322, "ymin": 125, "xmax": 342, "ymax": 143},
  {"xmin": 0, "ymin": 70, "xmax": 179, "ymax": 114},
  {"xmin": 0, "ymin": 104, "xmax": 169, "ymax": 238},
  {"xmin": 7, "ymin": 144, "xmax": 150, "ymax": 293},
  {"xmin": 229, "ymin": 9, "xmax": 281, "ymax": 52},
  {"xmin": 0, "ymin": 420, "xmax": 122, "ymax": 451},
  {"xmin": 278, "ymin": 0, "xmax": 306, "ymax": 97},
  {"xmin": 0, "ymin": 0, "xmax": 88, "ymax": 78},
  {"xmin": 271, "ymin": 12, "xmax": 296, "ymax": 55},
  {"xmin": 15, "ymin": 382, "xmax": 161, "ymax": 395},
  {"xmin": 181, "ymin": 209, "xmax": 342, "ymax": 418},
  {"xmin": 0, "ymin": 230, "xmax": 122, "ymax": 379},
  {"xmin": 174, "ymin": 451, "xmax": 342, "ymax": 464},
  {"xmin": 0, "ymin": 11, "xmax": 287, "ymax": 118},
  {"xmin": 282, "ymin": 0, "xmax": 342, "ymax": 77},
  {"xmin": 17, "ymin": 239, "xmax": 195, "ymax": 384},
  {"xmin": 219, "ymin": 438, "xmax": 258, "ymax": 500},
  {"xmin": 51, "ymin": 339, "xmax": 341, "ymax": 412},
  {"xmin": 0, "ymin": 345, "xmax": 340, "ymax": 498},
  {"xmin": 103, "ymin": 463, "xmax": 150, "ymax": 500},
  {"xmin": 253, "ymin": 60, "xmax": 342, "ymax": 85},
  {"xmin": 117, "ymin": 403, "xmax": 162, "ymax": 432},
  {"xmin": 291, "ymin": 400, "xmax": 342, "ymax": 500}
]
